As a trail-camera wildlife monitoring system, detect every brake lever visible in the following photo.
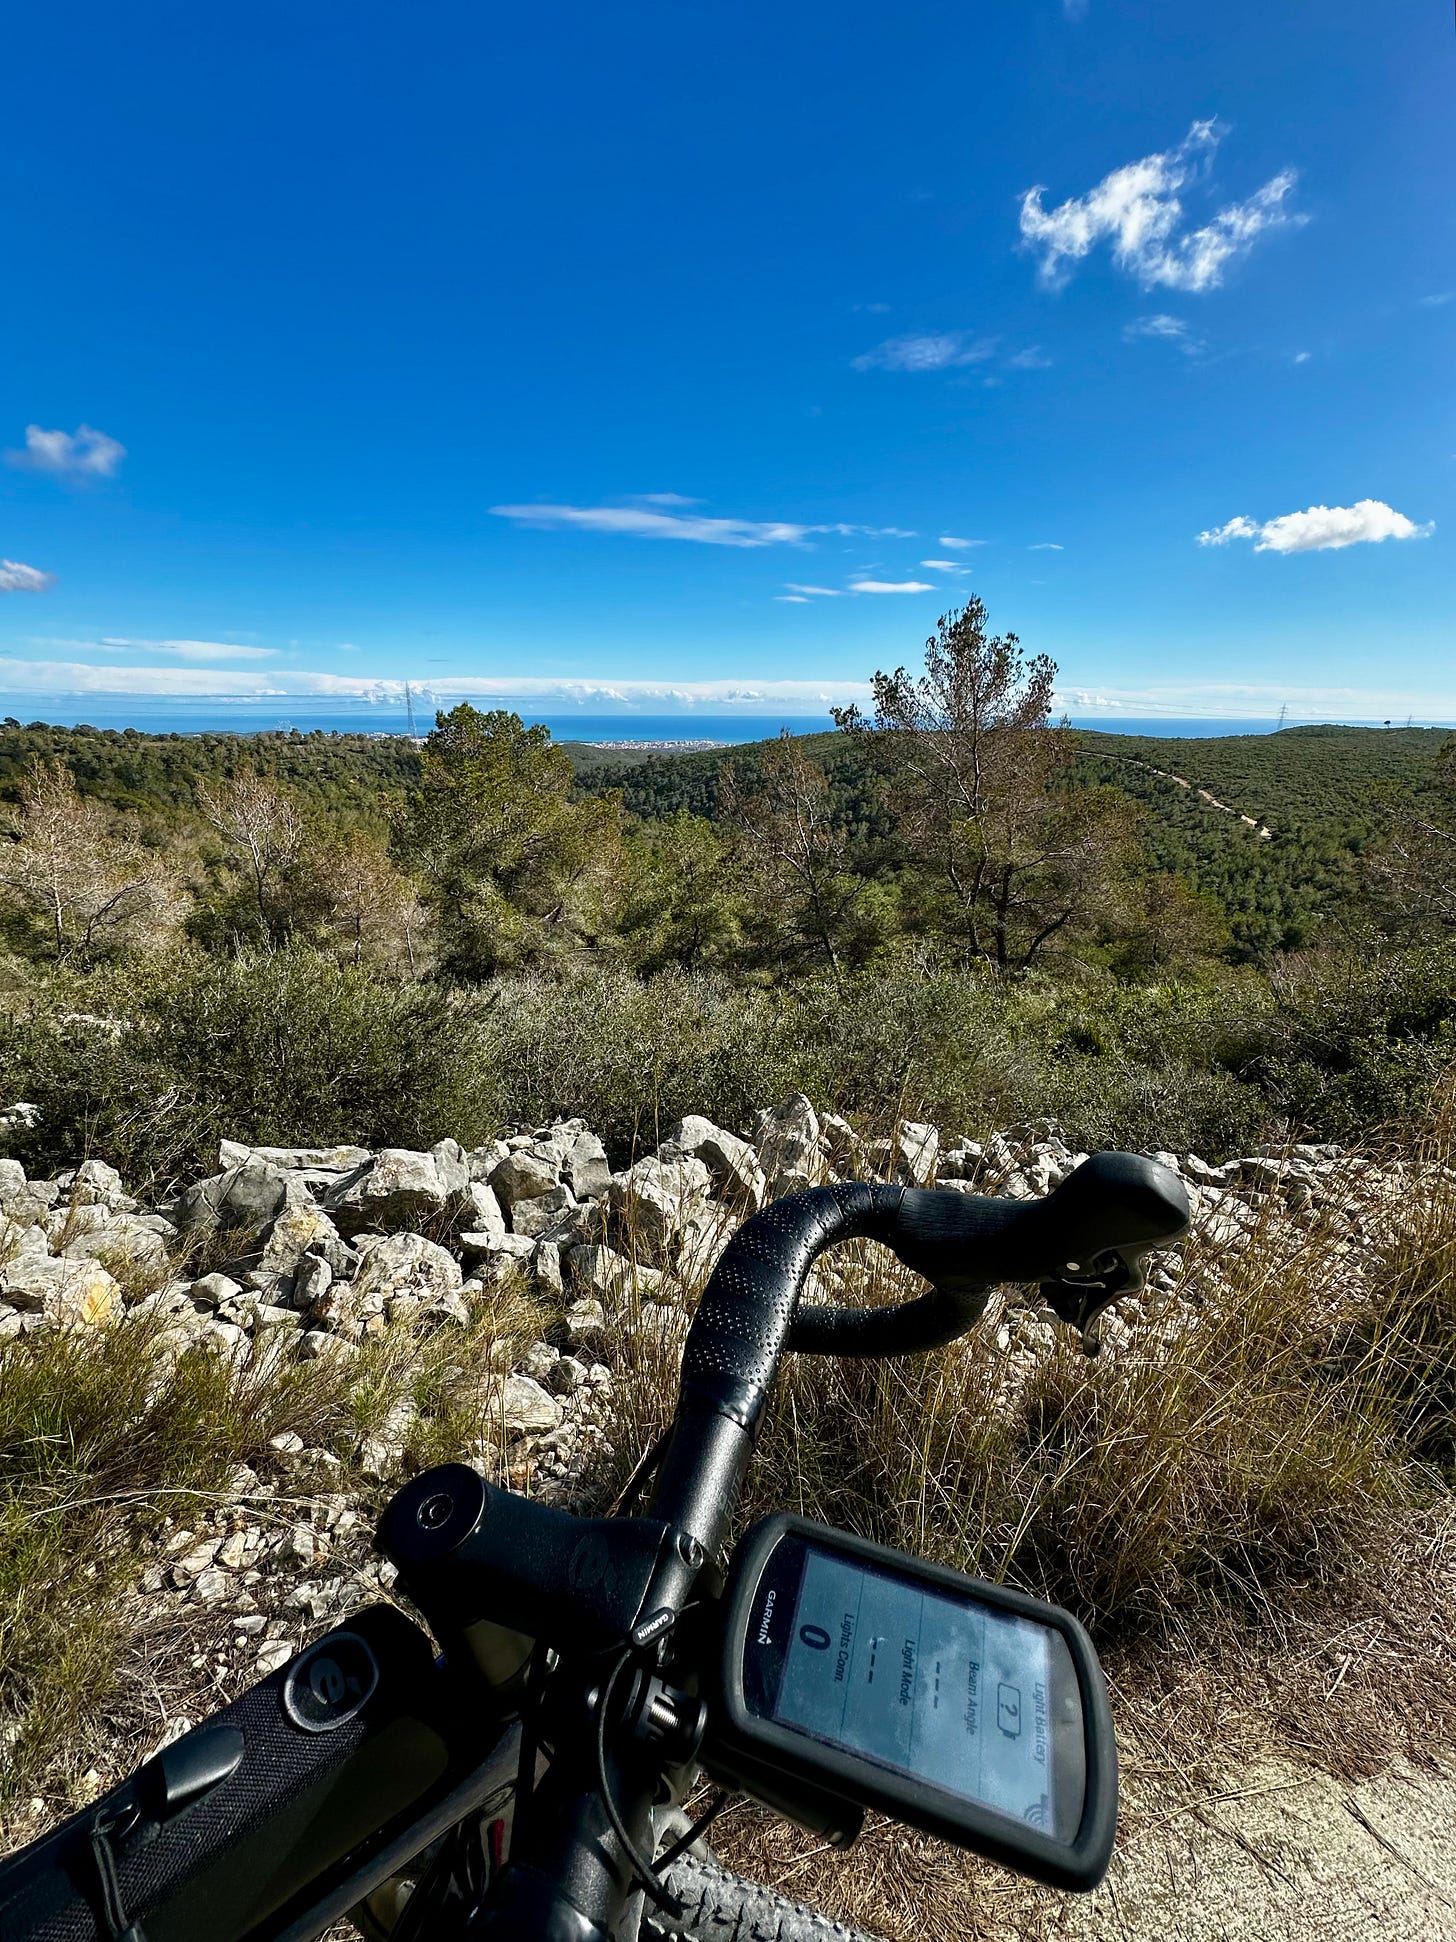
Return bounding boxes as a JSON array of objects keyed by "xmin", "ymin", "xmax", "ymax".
[{"xmin": 1039, "ymin": 1249, "xmax": 1146, "ymax": 1357}]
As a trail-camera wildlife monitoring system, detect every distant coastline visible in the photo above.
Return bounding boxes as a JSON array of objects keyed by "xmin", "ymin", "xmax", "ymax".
[{"xmin": 1, "ymin": 697, "xmax": 1451, "ymax": 743}]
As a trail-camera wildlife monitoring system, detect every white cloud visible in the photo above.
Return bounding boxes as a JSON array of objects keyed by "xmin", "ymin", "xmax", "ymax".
[
  {"xmin": 95, "ymin": 637, "xmax": 279, "ymax": 661},
  {"xmin": 937, "ymin": 535, "xmax": 983, "ymax": 550},
  {"xmin": 852, "ymin": 332, "xmax": 997, "ymax": 373},
  {"xmin": 775, "ymin": 595, "xmax": 810, "ymax": 603},
  {"xmin": 1197, "ymin": 499, "xmax": 1433, "ymax": 553},
  {"xmin": 1005, "ymin": 345, "xmax": 1053, "ymax": 370},
  {"xmin": 1123, "ymin": 313, "xmax": 1203, "ymax": 353},
  {"xmin": 849, "ymin": 579, "xmax": 936, "ymax": 594},
  {"xmin": 785, "ymin": 584, "xmax": 846, "ymax": 597},
  {"xmin": 1198, "ymin": 516, "xmax": 1261, "ymax": 545},
  {"xmin": 7, "ymin": 423, "xmax": 126, "ymax": 479},
  {"xmin": 1058, "ymin": 679, "xmax": 1456, "ymax": 721},
  {"xmin": 0, "ymin": 559, "xmax": 55, "ymax": 593},
  {"xmin": 0, "ymin": 657, "xmax": 877, "ymax": 711},
  {"xmin": 1028, "ymin": 542, "xmax": 1064, "ymax": 551},
  {"xmin": 490, "ymin": 503, "xmax": 907, "ymax": 547},
  {"xmin": 1293, "ymin": 350, "xmax": 1311, "ymax": 363},
  {"xmin": 920, "ymin": 559, "xmax": 969, "ymax": 572},
  {"xmin": 1420, "ymin": 292, "xmax": 1452, "ymax": 307},
  {"xmin": 1020, "ymin": 120, "xmax": 1301, "ymax": 293},
  {"xmin": 630, "ymin": 491, "xmax": 703, "ymax": 507}
]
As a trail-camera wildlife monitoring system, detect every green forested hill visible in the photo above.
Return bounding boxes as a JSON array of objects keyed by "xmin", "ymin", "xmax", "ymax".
[
  {"xmin": 1074, "ymin": 726, "xmax": 1449, "ymax": 828},
  {"xmin": 1, "ymin": 715, "xmax": 1448, "ymax": 964},
  {"xmin": 1071, "ymin": 727, "xmax": 1451, "ymax": 957},
  {"xmin": 0, "ymin": 721, "xmax": 421, "ymax": 825},
  {"xmin": 575, "ymin": 723, "xmax": 1452, "ymax": 961}
]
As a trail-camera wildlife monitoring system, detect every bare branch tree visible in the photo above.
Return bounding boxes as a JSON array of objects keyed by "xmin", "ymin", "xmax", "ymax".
[
  {"xmin": 319, "ymin": 830, "xmax": 432, "ymax": 975},
  {"xmin": 719, "ymin": 731, "xmax": 866, "ymax": 978},
  {"xmin": 197, "ymin": 770, "xmax": 306, "ymax": 944},
  {"xmin": 838, "ymin": 598, "xmax": 1135, "ymax": 971},
  {"xmin": 0, "ymin": 758, "xmax": 178, "ymax": 963}
]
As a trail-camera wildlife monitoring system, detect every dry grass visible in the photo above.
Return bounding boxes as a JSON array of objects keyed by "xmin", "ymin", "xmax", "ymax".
[
  {"xmin": 595, "ymin": 1111, "xmax": 1456, "ymax": 1938},
  {"xmin": 0, "ymin": 1271, "xmax": 547, "ymax": 1820},
  {"xmin": 5, "ymin": 1098, "xmax": 1456, "ymax": 1927}
]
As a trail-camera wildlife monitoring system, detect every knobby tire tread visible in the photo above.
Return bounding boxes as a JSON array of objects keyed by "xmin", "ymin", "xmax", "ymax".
[{"xmin": 642, "ymin": 1851, "xmax": 889, "ymax": 1942}]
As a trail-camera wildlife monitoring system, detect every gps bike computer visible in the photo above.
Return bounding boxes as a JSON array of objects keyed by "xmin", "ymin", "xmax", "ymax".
[{"xmin": 713, "ymin": 1515, "xmax": 1117, "ymax": 1891}]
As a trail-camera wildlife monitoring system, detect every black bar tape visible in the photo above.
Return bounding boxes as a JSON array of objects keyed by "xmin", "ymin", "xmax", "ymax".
[
  {"xmin": 677, "ymin": 1184, "xmax": 903, "ymax": 1428},
  {"xmin": 680, "ymin": 1156, "xmax": 1191, "ymax": 1408}
]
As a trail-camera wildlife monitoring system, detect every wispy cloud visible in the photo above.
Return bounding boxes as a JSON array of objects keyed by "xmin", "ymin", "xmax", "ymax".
[
  {"xmin": 852, "ymin": 332, "xmax": 997, "ymax": 373},
  {"xmin": 629, "ymin": 491, "xmax": 703, "ymax": 507},
  {"xmin": 490, "ymin": 503, "xmax": 909, "ymax": 547},
  {"xmin": 920, "ymin": 559, "xmax": 969, "ymax": 572},
  {"xmin": 849, "ymin": 579, "xmax": 936, "ymax": 594},
  {"xmin": 94, "ymin": 637, "xmax": 280, "ymax": 661},
  {"xmin": 1420, "ymin": 292, "xmax": 1452, "ymax": 307},
  {"xmin": 1020, "ymin": 120, "xmax": 1301, "ymax": 293},
  {"xmin": 785, "ymin": 584, "xmax": 846, "ymax": 597},
  {"xmin": 1028, "ymin": 542, "xmax": 1064, "ymax": 551},
  {"xmin": 1005, "ymin": 345, "xmax": 1053, "ymax": 370},
  {"xmin": 937, "ymin": 535, "xmax": 984, "ymax": 550},
  {"xmin": 775, "ymin": 595, "xmax": 810, "ymax": 603},
  {"xmin": 0, "ymin": 559, "xmax": 55, "ymax": 593},
  {"xmin": 6, "ymin": 423, "xmax": 126, "ymax": 480},
  {"xmin": 1063, "ymin": 0, "xmax": 1089, "ymax": 17},
  {"xmin": 1060, "ymin": 679, "xmax": 1456, "ymax": 721},
  {"xmin": 1123, "ymin": 313, "xmax": 1204, "ymax": 353},
  {"xmin": 1292, "ymin": 350, "xmax": 1311, "ymax": 364},
  {"xmin": 0, "ymin": 657, "xmax": 876, "ymax": 711},
  {"xmin": 1197, "ymin": 499, "xmax": 1433, "ymax": 554}
]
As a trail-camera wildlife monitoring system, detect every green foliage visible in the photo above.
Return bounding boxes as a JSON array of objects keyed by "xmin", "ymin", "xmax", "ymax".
[
  {"xmin": 397, "ymin": 705, "xmax": 622, "ymax": 976},
  {"xmin": 1245, "ymin": 944, "xmax": 1456, "ymax": 1140},
  {"xmin": 0, "ymin": 719, "xmax": 418, "ymax": 828},
  {"xmin": 0, "ymin": 949, "xmax": 496, "ymax": 1194}
]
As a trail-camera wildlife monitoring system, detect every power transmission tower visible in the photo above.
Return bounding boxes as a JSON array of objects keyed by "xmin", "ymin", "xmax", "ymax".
[
  {"xmin": 404, "ymin": 682, "xmax": 418, "ymax": 739},
  {"xmin": 1276, "ymin": 703, "xmax": 1288, "ymax": 732}
]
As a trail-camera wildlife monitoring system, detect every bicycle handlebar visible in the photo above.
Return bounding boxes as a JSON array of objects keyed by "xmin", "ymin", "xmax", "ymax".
[
  {"xmin": 677, "ymin": 1152, "xmax": 1190, "ymax": 1425},
  {"xmin": 485, "ymin": 1157, "xmax": 1188, "ymax": 1934}
]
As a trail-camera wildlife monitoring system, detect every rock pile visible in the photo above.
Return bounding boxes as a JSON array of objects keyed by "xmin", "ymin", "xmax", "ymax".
[
  {"xmin": 1, "ymin": 1094, "xmax": 1415, "ymax": 1377},
  {"xmin": 1, "ymin": 1093, "xmax": 1426, "ymax": 1697}
]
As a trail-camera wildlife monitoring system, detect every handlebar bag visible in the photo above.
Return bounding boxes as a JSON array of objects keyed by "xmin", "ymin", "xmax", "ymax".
[{"xmin": 0, "ymin": 1604, "xmax": 487, "ymax": 1942}]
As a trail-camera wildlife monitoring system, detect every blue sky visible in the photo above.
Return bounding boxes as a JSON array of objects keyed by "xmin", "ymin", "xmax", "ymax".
[{"xmin": 1, "ymin": 0, "xmax": 1451, "ymax": 724}]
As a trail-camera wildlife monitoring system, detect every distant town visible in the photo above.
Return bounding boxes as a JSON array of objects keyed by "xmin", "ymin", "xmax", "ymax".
[{"xmin": 585, "ymin": 737, "xmax": 729, "ymax": 752}]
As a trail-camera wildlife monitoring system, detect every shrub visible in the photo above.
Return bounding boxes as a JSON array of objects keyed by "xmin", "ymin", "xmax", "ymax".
[{"xmin": 0, "ymin": 948, "xmax": 496, "ymax": 1195}]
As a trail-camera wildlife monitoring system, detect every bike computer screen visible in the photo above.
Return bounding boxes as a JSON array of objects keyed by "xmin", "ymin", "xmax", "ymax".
[{"xmin": 716, "ymin": 1516, "xmax": 1117, "ymax": 1892}]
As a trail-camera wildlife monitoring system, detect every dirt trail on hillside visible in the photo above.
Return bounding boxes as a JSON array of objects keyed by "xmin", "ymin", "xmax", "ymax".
[{"xmin": 1106, "ymin": 755, "xmax": 1275, "ymax": 841}]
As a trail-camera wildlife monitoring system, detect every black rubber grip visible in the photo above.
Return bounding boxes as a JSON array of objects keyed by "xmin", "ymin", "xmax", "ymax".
[{"xmin": 678, "ymin": 1155, "xmax": 1190, "ymax": 1423}]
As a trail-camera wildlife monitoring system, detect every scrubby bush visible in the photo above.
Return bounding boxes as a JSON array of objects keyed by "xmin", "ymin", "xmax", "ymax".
[{"xmin": 0, "ymin": 948, "xmax": 497, "ymax": 1193}]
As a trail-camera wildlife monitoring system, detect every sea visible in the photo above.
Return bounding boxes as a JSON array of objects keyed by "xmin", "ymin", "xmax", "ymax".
[{"xmin": 0, "ymin": 697, "xmax": 1444, "ymax": 745}]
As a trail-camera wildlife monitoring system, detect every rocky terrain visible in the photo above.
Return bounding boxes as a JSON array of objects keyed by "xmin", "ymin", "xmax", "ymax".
[{"xmin": 0, "ymin": 1092, "xmax": 1421, "ymax": 1713}]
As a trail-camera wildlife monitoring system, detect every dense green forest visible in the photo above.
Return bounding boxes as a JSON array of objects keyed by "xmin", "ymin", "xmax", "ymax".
[
  {"xmin": 0, "ymin": 719, "xmax": 419, "ymax": 825},
  {"xmin": 1, "ymin": 603, "xmax": 1453, "ymax": 1181}
]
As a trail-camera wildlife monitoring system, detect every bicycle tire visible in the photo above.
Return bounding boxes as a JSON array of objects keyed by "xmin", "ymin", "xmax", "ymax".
[{"xmin": 640, "ymin": 1850, "xmax": 889, "ymax": 1942}]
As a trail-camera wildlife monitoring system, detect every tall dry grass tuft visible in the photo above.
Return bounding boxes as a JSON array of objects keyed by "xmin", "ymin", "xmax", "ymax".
[
  {"xmin": 603, "ymin": 1112, "xmax": 1456, "ymax": 1651},
  {"xmin": 0, "ymin": 1274, "xmax": 548, "ymax": 1818}
]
